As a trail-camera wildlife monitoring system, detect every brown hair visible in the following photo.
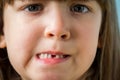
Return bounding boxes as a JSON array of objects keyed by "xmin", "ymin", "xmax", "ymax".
[{"xmin": 0, "ymin": 0, "xmax": 120, "ymax": 80}]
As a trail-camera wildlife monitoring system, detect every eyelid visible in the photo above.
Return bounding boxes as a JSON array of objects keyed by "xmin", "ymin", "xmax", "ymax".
[
  {"xmin": 24, "ymin": 4, "xmax": 43, "ymax": 12},
  {"xmin": 70, "ymin": 4, "xmax": 91, "ymax": 15},
  {"xmin": 17, "ymin": 2, "xmax": 44, "ymax": 11},
  {"xmin": 69, "ymin": 1, "xmax": 93, "ymax": 13}
]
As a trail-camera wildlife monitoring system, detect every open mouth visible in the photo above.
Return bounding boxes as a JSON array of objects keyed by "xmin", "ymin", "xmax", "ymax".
[
  {"xmin": 36, "ymin": 51, "xmax": 71, "ymax": 64},
  {"xmin": 37, "ymin": 53, "xmax": 70, "ymax": 59}
]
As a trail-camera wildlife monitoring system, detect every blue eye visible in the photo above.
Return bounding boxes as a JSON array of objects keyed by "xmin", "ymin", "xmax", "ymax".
[
  {"xmin": 70, "ymin": 4, "xmax": 89, "ymax": 13},
  {"xmin": 25, "ymin": 4, "xmax": 43, "ymax": 13}
]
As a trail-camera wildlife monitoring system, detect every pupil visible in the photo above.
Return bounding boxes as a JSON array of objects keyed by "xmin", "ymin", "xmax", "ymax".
[
  {"xmin": 29, "ymin": 5, "xmax": 38, "ymax": 11},
  {"xmin": 71, "ymin": 4, "xmax": 85, "ymax": 13},
  {"xmin": 74, "ymin": 5, "xmax": 83, "ymax": 12}
]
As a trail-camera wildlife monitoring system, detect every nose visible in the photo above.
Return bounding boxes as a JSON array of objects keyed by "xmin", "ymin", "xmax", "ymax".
[
  {"xmin": 45, "ymin": 28, "xmax": 71, "ymax": 40},
  {"xmin": 44, "ymin": 5, "xmax": 71, "ymax": 40}
]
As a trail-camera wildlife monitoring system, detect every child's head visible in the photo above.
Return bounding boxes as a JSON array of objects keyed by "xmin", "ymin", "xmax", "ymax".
[{"xmin": 0, "ymin": 0, "xmax": 120, "ymax": 80}]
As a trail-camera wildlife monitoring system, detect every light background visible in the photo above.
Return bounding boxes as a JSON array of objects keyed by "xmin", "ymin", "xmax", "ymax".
[{"xmin": 116, "ymin": 0, "xmax": 120, "ymax": 27}]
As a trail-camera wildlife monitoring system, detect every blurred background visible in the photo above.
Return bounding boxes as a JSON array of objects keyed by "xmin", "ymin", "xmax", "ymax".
[{"xmin": 116, "ymin": 0, "xmax": 120, "ymax": 27}]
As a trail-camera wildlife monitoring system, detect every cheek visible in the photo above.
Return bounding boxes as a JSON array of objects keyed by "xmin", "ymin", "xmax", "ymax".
[
  {"xmin": 74, "ymin": 33, "xmax": 98, "ymax": 75},
  {"xmin": 73, "ymin": 19, "xmax": 100, "ymax": 68},
  {"xmin": 5, "ymin": 25, "xmax": 37, "ymax": 50},
  {"xmin": 4, "ymin": 21, "xmax": 44, "ymax": 66},
  {"xmin": 74, "ymin": 21, "xmax": 100, "ymax": 48}
]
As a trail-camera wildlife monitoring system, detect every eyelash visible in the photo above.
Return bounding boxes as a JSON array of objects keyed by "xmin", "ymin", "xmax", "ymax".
[
  {"xmin": 70, "ymin": 4, "xmax": 90, "ymax": 14},
  {"xmin": 23, "ymin": 3, "xmax": 90, "ymax": 14},
  {"xmin": 24, "ymin": 4, "xmax": 44, "ymax": 13}
]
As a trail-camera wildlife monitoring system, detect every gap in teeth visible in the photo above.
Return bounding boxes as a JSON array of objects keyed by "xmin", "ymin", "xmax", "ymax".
[{"xmin": 38, "ymin": 53, "xmax": 68, "ymax": 59}]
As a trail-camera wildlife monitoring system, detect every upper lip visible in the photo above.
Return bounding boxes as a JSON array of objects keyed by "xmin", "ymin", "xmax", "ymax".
[{"xmin": 37, "ymin": 50, "xmax": 70, "ymax": 56}]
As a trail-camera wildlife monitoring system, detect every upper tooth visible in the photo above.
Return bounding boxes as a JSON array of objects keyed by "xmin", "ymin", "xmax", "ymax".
[
  {"xmin": 39, "ymin": 54, "xmax": 44, "ymax": 59},
  {"xmin": 55, "ymin": 55, "xmax": 60, "ymax": 59},
  {"xmin": 48, "ymin": 54, "xmax": 52, "ymax": 58},
  {"xmin": 44, "ymin": 54, "xmax": 48, "ymax": 58},
  {"xmin": 60, "ymin": 55, "xmax": 64, "ymax": 58},
  {"xmin": 39, "ymin": 54, "xmax": 64, "ymax": 59},
  {"xmin": 39, "ymin": 53, "xmax": 51, "ymax": 59}
]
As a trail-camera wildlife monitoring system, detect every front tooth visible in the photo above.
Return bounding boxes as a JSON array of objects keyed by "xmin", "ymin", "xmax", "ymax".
[
  {"xmin": 44, "ymin": 54, "xmax": 48, "ymax": 58},
  {"xmin": 48, "ymin": 54, "xmax": 52, "ymax": 58},
  {"xmin": 39, "ymin": 53, "xmax": 48, "ymax": 59},
  {"xmin": 55, "ymin": 55, "xmax": 60, "ymax": 59},
  {"xmin": 39, "ymin": 54, "xmax": 64, "ymax": 59}
]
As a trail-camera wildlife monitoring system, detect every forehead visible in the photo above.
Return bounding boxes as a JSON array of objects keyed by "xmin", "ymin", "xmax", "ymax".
[
  {"xmin": 4, "ymin": 0, "xmax": 96, "ymax": 3},
  {"xmin": 14, "ymin": 0, "xmax": 92, "ymax": 1},
  {"xmin": 3, "ymin": 0, "xmax": 101, "ymax": 9}
]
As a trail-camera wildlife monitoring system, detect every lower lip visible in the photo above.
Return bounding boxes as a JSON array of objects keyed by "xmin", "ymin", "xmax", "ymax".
[{"xmin": 36, "ymin": 56, "xmax": 70, "ymax": 65}]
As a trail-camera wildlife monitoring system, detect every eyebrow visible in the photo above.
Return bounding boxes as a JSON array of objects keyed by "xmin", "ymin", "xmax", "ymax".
[{"xmin": 17, "ymin": 0, "xmax": 92, "ymax": 3}]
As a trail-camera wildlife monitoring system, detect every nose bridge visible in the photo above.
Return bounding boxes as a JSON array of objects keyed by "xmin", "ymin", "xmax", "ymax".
[
  {"xmin": 51, "ymin": 3, "xmax": 66, "ymax": 30},
  {"xmin": 44, "ymin": 3, "xmax": 71, "ymax": 40}
]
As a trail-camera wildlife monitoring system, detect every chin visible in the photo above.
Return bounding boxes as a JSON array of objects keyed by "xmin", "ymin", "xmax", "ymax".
[{"xmin": 24, "ymin": 73, "xmax": 69, "ymax": 80}]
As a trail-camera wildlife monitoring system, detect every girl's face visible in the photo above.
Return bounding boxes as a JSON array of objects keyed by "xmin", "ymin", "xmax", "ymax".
[{"xmin": 3, "ymin": 1, "xmax": 101, "ymax": 80}]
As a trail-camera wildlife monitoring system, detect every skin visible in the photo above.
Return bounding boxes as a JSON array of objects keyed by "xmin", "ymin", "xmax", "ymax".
[{"xmin": 2, "ymin": 1, "xmax": 102, "ymax": 80}]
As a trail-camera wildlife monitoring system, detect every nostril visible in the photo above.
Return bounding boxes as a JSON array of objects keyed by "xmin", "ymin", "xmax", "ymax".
[
  {"xmin": 61, "ymin": 34, "xmax": 67, "ymax": 39},
  {"xmin": 61, "ymin": 32, "xmax": 70, "ymax": 40},
  {"xmin": 48, "ymin": 33, "xmax": 54, "ymax": 37},
  {"xmin": 45, "ymin": 28, "xmax": 71, "ymax": 40}
]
